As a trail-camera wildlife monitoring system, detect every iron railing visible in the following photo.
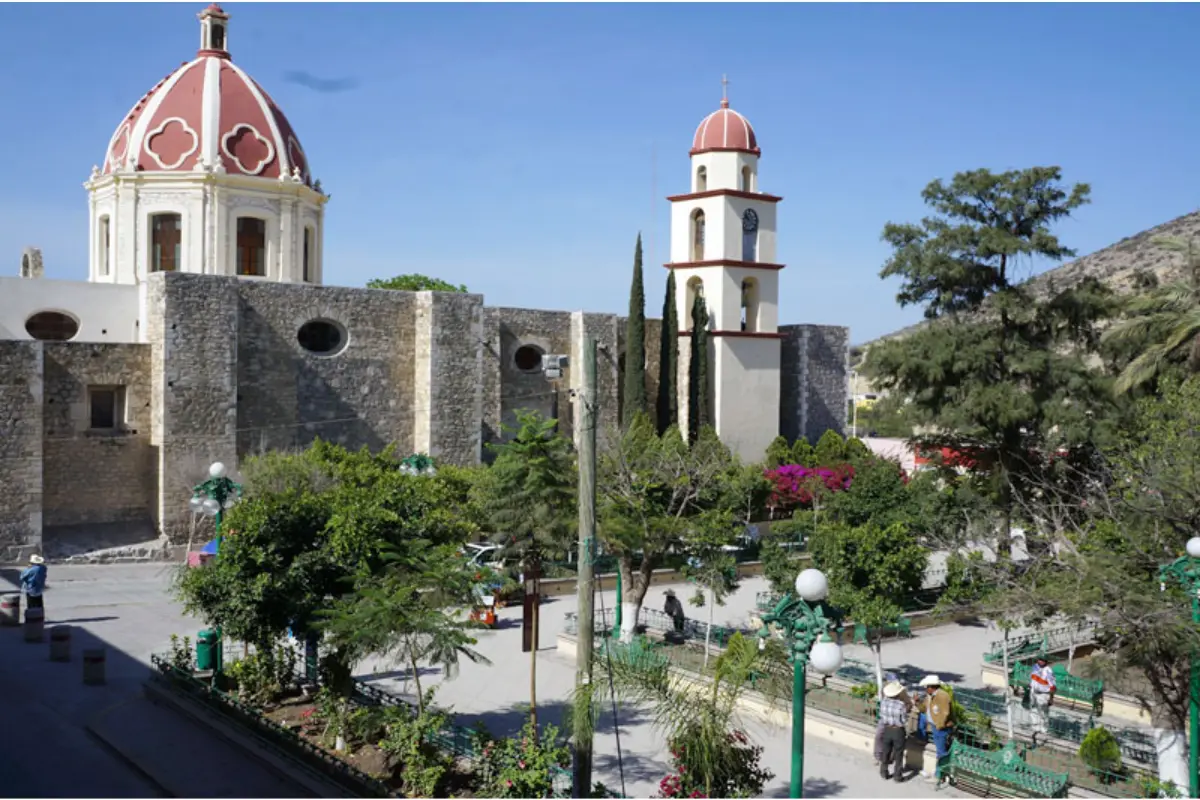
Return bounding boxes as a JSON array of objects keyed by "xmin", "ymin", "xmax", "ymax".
[{"xmin": 983, "ymin": 625, "xmax": 1096, "ymax": 664}]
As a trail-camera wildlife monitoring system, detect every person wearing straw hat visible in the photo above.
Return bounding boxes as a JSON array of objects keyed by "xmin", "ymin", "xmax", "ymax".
[
  {"xmin": 918, "ymin": 674, "xmax": 953, "ymax": 783},
  {"xmin": 20, "ymin": 554, "xmax": 47, "ymax": 611},
  {"xmin": 878, "ymin": 680, "xmax": 912, "ymax": 782}
]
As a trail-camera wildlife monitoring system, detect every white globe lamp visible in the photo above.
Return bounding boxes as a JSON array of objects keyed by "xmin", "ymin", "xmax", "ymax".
[
  {"xmin": 795, "ymin": 569, "xmax": 829, "ymax": 603},
  {"xmin": 1187, "ymin": 537, "xmax": 1200, "ymax": 559},
  {"xmin": 809, "ymin": 637, "xmax": 844, "ymax": 675},
  {"xmin": 201, "ymin": 497, "xmax": 221, "ymax": 517},
  {"xmin": 188, "ymin": 496, "xmax": 205, "ymax": 514},
  {"xmin": 209, "ymin": 462, "xmax": 227, "ymax": 479}
]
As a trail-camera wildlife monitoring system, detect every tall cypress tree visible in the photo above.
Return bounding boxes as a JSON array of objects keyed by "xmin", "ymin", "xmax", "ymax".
[
  {"xmin": 688, "ymin": 292, "xmax": 710, "ymax": 443},
  {"xmin": 656, "ymin": 271, "xmax": 679, "ymax": 434},
  {"xmin": 622, "ymin": 234, "xmax": 647, "ymax": 428}
]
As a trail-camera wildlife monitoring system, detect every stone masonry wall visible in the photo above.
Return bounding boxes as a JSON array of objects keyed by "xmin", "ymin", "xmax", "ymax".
[
  {"xmin": 485, "ymin": 308, "xmax": 573, "ymax": 451},
  {"xmin": 235, "ymin": 281, "xmax": 416, "ymax": 460},
  {"xmin": 41, "ymin": 343, "xmax": 154, "ymax": 529},
  {"xmin": 780, "ymin": 324, "xmax": 850, "ymax": 444},
  {"xmin": 151, "ymin": 273, "xmax": 240, "ymax": 543},
  {"xmin": 0, "ymin": 341, "xmax": 43, "ymax": 561},
  {"xmin": 414, "ymin": 292, "xmax": 484, "ymax": 465}
]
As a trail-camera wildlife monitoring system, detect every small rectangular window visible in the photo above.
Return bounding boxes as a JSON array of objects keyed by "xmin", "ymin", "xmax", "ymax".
[
  {"xmin": 237, "ymin": 217, "xmax": 267, "ymax": 276},
  {"xmin": 89, "ymin": 386, "xmax": 124, "ymax": 430},
  {"xmin": 302, "ymin": 227, "xmax": 312, "ymax": 282},
  {"xmin": 99, "ymin": 216, "xmax": 111, "ymax": 276},
  {"xmin": 151, "ymin": 213, "xmax": 182, "ymax": 272}
]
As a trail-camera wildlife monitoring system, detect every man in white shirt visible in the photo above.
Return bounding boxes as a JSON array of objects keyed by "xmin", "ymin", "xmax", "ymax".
[{"xmin": 1029, "ymin": 657, "xmax": 1057, "ymax": 746}]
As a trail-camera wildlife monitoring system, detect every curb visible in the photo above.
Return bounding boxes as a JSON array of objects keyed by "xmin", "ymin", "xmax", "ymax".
[{"xmin": 84, "ymin": 719, "xmax": 175, "ymax": 798}]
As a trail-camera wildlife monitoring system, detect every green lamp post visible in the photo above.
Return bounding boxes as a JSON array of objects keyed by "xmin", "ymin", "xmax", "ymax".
[
  {"xmin": 189, "ymin": 461, "xmax": 242, "ymax": 675},
  {"xmin": 399, "ymin": 453, "xmax": 437, "ymax": 477},
  {"xmin": 757, "ymin": 567, "xmax": 844, "ymax": 799},
  {"xmin": 1159, "ymin": 535, "xmax": 1200, "ymax": 799}
]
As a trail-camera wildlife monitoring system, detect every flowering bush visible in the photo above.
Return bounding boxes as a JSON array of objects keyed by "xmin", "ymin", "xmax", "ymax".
[
  {"xmin": 765, "ymin": 463, "xmax": 854, "ymax": 510},
  {"xmin": 657, "ymin": 727, "xmax": 773, "ymax": 799},
  {"xmin": 474, "ymin": 717, "xmax": 571, "ymax": 798}
]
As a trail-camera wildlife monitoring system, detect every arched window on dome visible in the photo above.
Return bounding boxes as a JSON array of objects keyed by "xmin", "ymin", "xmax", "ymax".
[
  {"xmin": 690, "ymin": 209, "xmax": 705, "ymax": 262},
  {"xmin": 741, "ymin": 278, "xmax": 759, "ymax": 333},
  {"xmin": 302, "ymin": 226, "xmax": 314, "ymax": 282},
  {"xmin": 740, "ymin": 166, "xmax": 754, "ymax": 193},
  {"xmin": 696, "ymin": 166, "xmax": 707, "ymax": 192},
  {"xmin": 237, "ymin": 217, "xmax": 267, "ymax": 277},
  {"xmin": 98, "ymin": 215, "xmax": 111, "ymax": 276},
  {"xmin": 685, "ymin": 276, "xmax": 704, "ymax": 331},
  {"xmin": 150, "ymin": 213, "xmax": 181, "ymax": 273}
]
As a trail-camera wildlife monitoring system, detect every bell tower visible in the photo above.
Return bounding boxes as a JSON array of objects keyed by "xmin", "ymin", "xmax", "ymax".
[{"xmin": 667, "ymin": 80, "xmax": 784, "ymax": 462}]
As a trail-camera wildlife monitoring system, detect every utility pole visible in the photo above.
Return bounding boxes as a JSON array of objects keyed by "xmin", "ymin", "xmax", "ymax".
[{"xmin": 572, "ymin": 336, "xmax": 599, "ymax": 798}]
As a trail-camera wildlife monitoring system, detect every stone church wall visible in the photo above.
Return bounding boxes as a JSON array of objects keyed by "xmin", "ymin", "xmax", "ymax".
[
  {"xmin": 0, "ymin": 341, "xmax": 44, "ymax": 561},
  {"xmin": 41, "ymin": 343, "xmax": 155, "ymax": 530},
  {"xmin": 414, "ymin": 291, "xmax": 484, "ymax": 463},
  {"xmin": 484, "ymin": 308, "xmax": 574, "ymax": 451},
  {"xmin": 780, "ymin": 323, "xmax": 850, "ymax": 445}
]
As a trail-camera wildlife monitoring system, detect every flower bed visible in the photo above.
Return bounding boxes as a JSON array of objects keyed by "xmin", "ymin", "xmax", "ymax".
[{"xmin": 150, "ymin": 648, "xmax": 576, "ymax": 799}]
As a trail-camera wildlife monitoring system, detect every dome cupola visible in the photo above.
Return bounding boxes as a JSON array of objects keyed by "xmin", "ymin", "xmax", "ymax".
[{"xmin": 690, "ymin": 79, "xmax": 760, "ymax": 156}]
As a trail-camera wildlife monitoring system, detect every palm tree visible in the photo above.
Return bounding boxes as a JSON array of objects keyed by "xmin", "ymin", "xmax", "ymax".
[{"xmin": 1104, "ymin": 235, "xmax": 1200, "ymax": 394}]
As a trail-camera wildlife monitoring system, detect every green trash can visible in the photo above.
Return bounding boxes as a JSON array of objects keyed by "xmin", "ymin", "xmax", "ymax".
[{"xmin": 196, "ymin": 629, "xmax": 221, "ymax": 672}]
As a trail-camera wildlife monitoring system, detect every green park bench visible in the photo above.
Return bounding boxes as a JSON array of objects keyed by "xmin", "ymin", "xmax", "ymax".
[
  {"xmin": 942, "ymin": 740, "xmax": 1069, "ymax": 798},
  {"xmin": 851, "ymin": 618, "xmax": 913, "ymax": 644},
  {"xmin": 983, "ymin": 635, "xmax": 1046, "ymax": 664},
  {"xmin": 1010, "ymin": 662, "xmax": 1104, "ymax": 717}
]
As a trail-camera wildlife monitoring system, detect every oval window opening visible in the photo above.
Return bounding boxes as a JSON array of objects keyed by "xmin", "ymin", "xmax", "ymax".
[
  {"xmin": 297, "ymin": 319, "xmax": 346, "ymax": 356},
  {"xmin": 514, "ymin": 345, "xmax": 543, "ymax": 373},
  {"xmin": 25, "ymin": 311, "xmax": 80, "ymax": 341}
]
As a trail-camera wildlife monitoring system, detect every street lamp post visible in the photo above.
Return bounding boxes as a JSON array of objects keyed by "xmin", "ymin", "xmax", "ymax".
[
  {"xmin": 1159, "ymin": 536, "xmax": 1200, "ymax": 799},
  {"xmin": 399, "ymin": 453, "xmax": 438, "ymax": 477},
  {"xmin": 189, "ymin": 462, "xmax": 242, "ymax": 676},
  {"xmin": 758, "ymin": 568, "xmax": 844, "ymax": 799}
]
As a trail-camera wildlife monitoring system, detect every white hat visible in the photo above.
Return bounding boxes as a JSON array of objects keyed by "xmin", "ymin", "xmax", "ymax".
[
  {"xmin": 883, "ymin": 680, "xmax": 905, "ymax": 698},
  {"xmin": 29, "ymin": 554, "xmax": 44, "ymax": 565},
  {"xmin": 919, "ymin": 674, "xmax": 942, "ymax": 687}
]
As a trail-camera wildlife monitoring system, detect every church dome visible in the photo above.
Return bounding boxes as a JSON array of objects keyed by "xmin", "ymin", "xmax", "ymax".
[
  {"xmin": 100, "ymin": 4, "xmax": 311, "ymax": 185},
  {"xmin": 690, "ymin": 97, "xmax": 760, "ymax": 156}
]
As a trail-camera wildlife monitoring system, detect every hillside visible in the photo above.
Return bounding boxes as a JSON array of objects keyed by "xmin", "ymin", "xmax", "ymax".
[{"xmin": 858, "ymin": 210, "xmax": 1200, "ymax": 351}]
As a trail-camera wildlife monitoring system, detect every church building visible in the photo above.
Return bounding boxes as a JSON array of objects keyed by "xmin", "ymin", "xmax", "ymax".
[{"xmin": 0, "ymin": 5, "xmax": 849, "ymax": 561}]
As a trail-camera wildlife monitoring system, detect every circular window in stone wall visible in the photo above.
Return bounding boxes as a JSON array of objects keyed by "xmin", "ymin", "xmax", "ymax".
[
  {"xmin": 25, "ymin": 310, "xmax": 80, "ymax": 341},
  {"xmin": 297, "ymin": 319, "xmax": 348, "ymax": 356},
  {"xmin": 514, "ymin": 344, "xmax": 544, "ymax": 373}
]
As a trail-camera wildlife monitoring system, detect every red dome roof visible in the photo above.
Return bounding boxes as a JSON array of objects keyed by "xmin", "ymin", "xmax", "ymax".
[
  {"xmin": 690, "ymin": 99, "xmax": 760, "ymax": 156},
  {"xmin": 101, "ymin": 7, "xmax": 311, "ymax": 185}
]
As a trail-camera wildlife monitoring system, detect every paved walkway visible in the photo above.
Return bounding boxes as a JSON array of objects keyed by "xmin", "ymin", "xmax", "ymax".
[{"xmin": 0, "ymin": 563, "xmax": 301, "ymax": 798}]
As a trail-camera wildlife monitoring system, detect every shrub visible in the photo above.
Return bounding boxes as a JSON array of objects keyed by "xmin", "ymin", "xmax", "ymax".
[
  {"xmin": 379, "ymin": 709, "xmax": 454, "ymax": 796},
  {"xmin": 168, "ymin": 634, "xmax": 194, "ymax": 672},
  {"xmin": 658, "ymin": 727, "xmax": 773, "ymax": 799},
  {"xmin": 1079, "ymin": 726, "xmax": 1123, "ymax": 780},
  {"xmin": 226, "ymin": 641, "xmax": 298, "ymax": 706},
  {"xmin": 474, "ymin": 717, "xmax": 571, "ymax": 798}
]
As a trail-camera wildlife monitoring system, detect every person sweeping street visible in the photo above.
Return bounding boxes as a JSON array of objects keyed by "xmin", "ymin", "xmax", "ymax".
[
  {"xmin": 663, "ymin": 589, "xmax": 686, "ymax": 634},
  {"xmin": 20, "ymin": 554, "xmax": 47, "ymax": 612}
]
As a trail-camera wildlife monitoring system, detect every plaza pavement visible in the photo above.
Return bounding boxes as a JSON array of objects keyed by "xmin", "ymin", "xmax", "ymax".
[{"xmin": 0, "ymin": 563, "xmax": 969, "ymax": 798}]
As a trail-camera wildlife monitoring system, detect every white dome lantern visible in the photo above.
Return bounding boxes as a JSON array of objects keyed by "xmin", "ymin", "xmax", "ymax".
[
  {"xmin": 795, "ymin": 569, "xmax": 829, "ymax": 603},
  {"xmin": 208, "ymin": 461, "xmax": 227, "ymax": 479},
  {"xmin": 1187, "ymin": 538, "xmax": 1200, "ymax": 559},
  {"xmin": 809, "ymin": 637, "xmax": 843, "ymax": 675}
]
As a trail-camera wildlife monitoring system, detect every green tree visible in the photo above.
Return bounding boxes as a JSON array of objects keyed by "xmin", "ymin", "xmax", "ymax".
[
  {"xmin": 764, "ymin": 435, "xmax": 792, "ymax": 468},
  {"xmin": 1103, "ymin": 235, "xmax": 1200, "ymax": 394},
  {"xmin": 317, "ymin": 541, "xmax": 490, "ymax": 715},
  {"xmin": 864, "ymin": 167, "xmax": 1114, "ymax": 553},
  {"xmin": 623, "ymin": 234, "xmax": 648, "ymax": 427},
  {"xmin": 682, "ymin": 510, "xmax": 743, "ymax": 669},
  {"xmin": 367, "ymin": 274, "xmax": 468, "ymax": 292},
  {"xmin": 599, "ymin": 414, "xmax": 748, "ymax": 642},
  {"xmin": 587, "ymin": 633, "xmax": 774, "ymax": 798},
  {"xmin": 790, "ymin": 438, "xmax": 815, "ymax": 468},
  {"xmin": 812, "ymin": 520, "xmax": 927, "ymax": 690},
  {"xmin": 473, "ymin": 411, "xmax": 576, "ymax": 727},
  {"xmin": 688, "ymin": 293, "xmax": 711, "ymax": 443},
  {"xmin": 844, "ymin": 436, "xmax": 873, "ymax": 465},
  {"xmin": 657, "ymin": 272, "xmax": 680, "ymax": 434},
  {"xmin": 812, "ymin": 430, "xmax": 847, "ymax": 466}
]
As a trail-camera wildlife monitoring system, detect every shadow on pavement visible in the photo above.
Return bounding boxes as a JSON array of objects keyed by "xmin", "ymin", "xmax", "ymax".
[
  {"xmin": 891, "ymin": 663, "xmax": 965, "ymax": 686},
  {"xmin": 764, "ymin": 778, "xmax": 846, "ymax": 797},
  {"xmin": 594, "ymin": 748, "xmax": 666, "ymax": 788}
]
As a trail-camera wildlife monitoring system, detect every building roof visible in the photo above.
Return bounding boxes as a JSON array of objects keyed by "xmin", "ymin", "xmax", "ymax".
[
  {"xmin": 100, "ymin": 5, "xmax": 311, "ymax": 185},
  {"xmin": 690, "ymin": 98, "xmax": 760, "ymax": 156}
]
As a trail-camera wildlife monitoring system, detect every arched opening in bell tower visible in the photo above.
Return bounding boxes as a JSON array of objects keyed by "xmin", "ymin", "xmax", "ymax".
[
  {"xmin": 685, "ymin": 276, "xmax": 704, "ymax": 330},
  {"xmin": 741, "ymin": 278, "xmax": 759, "ymax": 333},
  {"xmin": 696, "ymin": 166, "xmax": 707, "ymax": 192},
  {"xmin": 740, "ymin": 166, "xmax": 754, "ymax": 192},
  {"xmin": 690, "ymin": 209, "xmax": 706, "ymax": 262}
]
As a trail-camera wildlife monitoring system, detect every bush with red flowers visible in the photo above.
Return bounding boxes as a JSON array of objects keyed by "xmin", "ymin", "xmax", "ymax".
[
  {"xmin": 765, "ymin": 463, "xmax": 855, "ymax": 512},
  {"xmin": 656, "ymin": 727, "xmax": 773, "ymax": 799}
]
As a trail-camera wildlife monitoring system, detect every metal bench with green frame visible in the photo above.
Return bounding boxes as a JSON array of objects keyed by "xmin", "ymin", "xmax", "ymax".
[
  {"xmin": 941, "ymin": 740, "xmax": 1069, "ymax": 798},
  {"xmin": 851, "ymin": 618, "xmax": 913, "ymax": 644},
  {"xmin": 1009, "ymin": 661, "xmax": 1104, "ymax": 717}
]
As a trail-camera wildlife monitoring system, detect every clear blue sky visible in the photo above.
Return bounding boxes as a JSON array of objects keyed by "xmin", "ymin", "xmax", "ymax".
[{"xmin": 1, "ymin": 2, "xmax": 1197, "ymax": 343}]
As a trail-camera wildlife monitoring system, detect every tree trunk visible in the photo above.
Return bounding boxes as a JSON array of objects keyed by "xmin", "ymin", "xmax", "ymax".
[
  {"xmin": 1154, "ymin": 727, "xmax": 1189, "ymax": 791},
  {"xmin": 530, "ymin": 585, "xmax": 540, "ymax": 729},
  {"xmin": 410, "ymin": 645, "xmax": 425, "ymax": 716},
  {"xmin": 1001, "ymin": 628, "xmax": 1014, "ymax": 741},
  {"xmin": 703, "ymin": 588, "xmax": 715, "ymax": 671},
  {"xmin": 618, "ymin": 555, "xmax": 654, "ymax": 643},
  {"xmin": 871, "ymin": 636, "xmax": 885, "ymax": 693}
]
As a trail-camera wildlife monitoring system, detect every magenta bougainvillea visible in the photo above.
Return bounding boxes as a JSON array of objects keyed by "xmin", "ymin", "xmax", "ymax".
[{"xmin": 764, "ymin": 463, "xmax": 854, "ymax": 510}]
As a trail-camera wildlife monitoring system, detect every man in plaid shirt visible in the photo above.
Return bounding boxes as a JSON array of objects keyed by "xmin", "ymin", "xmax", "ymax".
[{"xmin": 878, "ymin": 680, "xmax": 912, "ymax": 782}]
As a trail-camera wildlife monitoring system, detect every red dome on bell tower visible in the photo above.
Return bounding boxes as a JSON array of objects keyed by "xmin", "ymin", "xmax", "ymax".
[{"xmin": 690, "ymin": 78, "xmax": 760, "ymax": 156}]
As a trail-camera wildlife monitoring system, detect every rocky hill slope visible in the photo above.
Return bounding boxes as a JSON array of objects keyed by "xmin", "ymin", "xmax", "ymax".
[{"xmin": 859, "ymin": 210, "xmax": 1200, "ymax": 349}]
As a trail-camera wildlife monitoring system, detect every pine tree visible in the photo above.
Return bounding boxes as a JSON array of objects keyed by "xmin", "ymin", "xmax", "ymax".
[
  {"xmin": 622, "ymin": 234, "xmax": 648, "ymax": 428},
  {"xmin": 688, "ymin": 292, "xmax": 710, "ymax": 443},
  {"xmin": 656, "ymin": 272, "xmax": 679, "ymax": 434},
  {"xmin": 764, "ymin": 435, "xmax": 792, "ymax": 468}
]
